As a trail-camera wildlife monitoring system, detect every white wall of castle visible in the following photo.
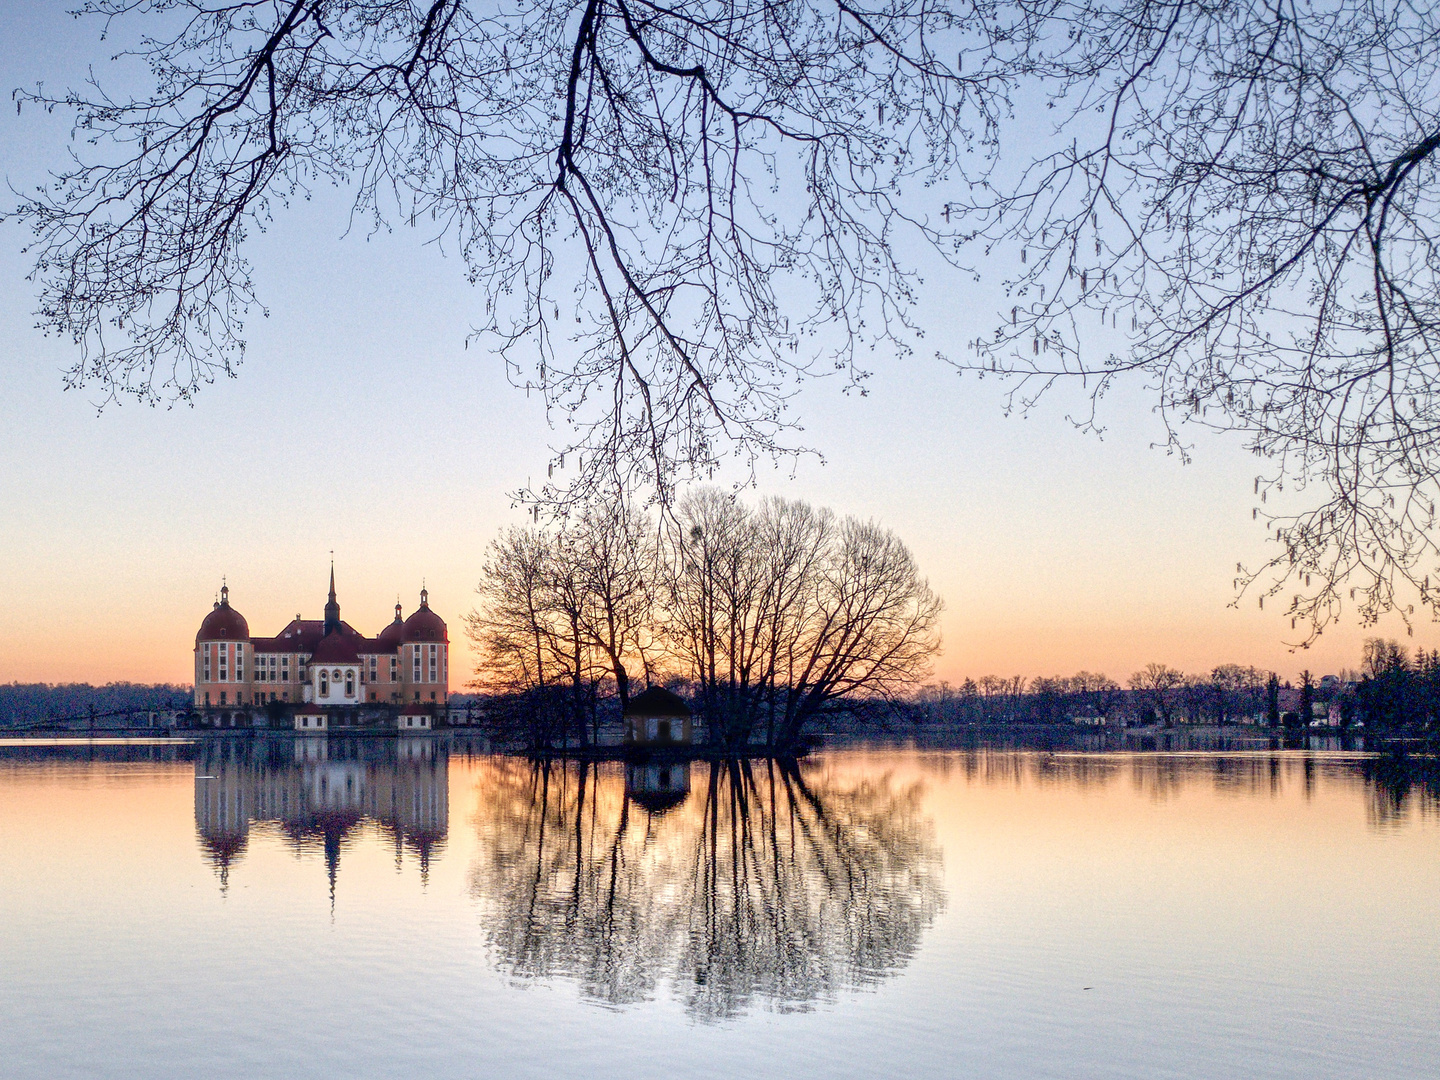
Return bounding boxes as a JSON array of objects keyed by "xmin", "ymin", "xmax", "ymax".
[{"xmin": 310, "ymin": 664, "xmax": 362, "ymax": 705}]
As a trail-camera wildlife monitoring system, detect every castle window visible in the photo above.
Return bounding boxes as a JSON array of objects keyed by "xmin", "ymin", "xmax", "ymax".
[
  {"xmin": 412, "ymin": 646, "xmax": 421, "ymax": 683},
  {"xmin": 345, "ymin": 673, "xmax": 355, "ymax": 697},
  {"xmin": 203, "ymin": 646, "xmax": 211, "ymax": 682},
  {"xmin": 218, "ymin": 644, "xmax": 228, "ymax": 682},
  {"xmin": 282, "ymin": 657, "xmax": 290, "ymax": 681},
  {"xmin": 389, "ymin": 656, "xmax": 397, "ymax": 681},
  {"xmin": 428, "ymin": 644, "xmax": 437, "ymax": 682},
  {"xmin": 320, "ymin": 674, "xmax": 329, "ymax": 697},
  {"xmin": 220, "ymin": 691, "xmax": 227, "ymax": 705}
]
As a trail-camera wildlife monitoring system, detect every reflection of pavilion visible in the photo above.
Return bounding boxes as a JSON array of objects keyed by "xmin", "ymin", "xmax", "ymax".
[
  {"xmin": 194, "ymin": 737, "xmax": 448, "ymax": 892},
  {"xmin": 624, "ymin": 761, "xmax": 691, "ymax": 814}
]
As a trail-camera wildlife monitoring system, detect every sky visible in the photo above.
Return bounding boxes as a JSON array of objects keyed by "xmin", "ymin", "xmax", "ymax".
[{"xmin": 0, "ymin": 2, "xmax": 1424, "ymax": 687}]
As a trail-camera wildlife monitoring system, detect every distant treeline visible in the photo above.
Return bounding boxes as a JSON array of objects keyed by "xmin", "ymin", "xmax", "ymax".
[
  {"xmin": 910, "ymin": 639, "xmax": 1440, "ymax": 730},
  {"xmin": 911, "ymin": 667, "xmax": 1274, "ymax": 728},
  {"xmin": 0, "ymin": 683, "xmax": 192, "ymax": 726}
]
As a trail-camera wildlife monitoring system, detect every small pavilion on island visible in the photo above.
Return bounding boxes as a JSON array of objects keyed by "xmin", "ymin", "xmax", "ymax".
[{"xmin": 623, "ymin": 687, "xmax": 693, "ymax": 747}]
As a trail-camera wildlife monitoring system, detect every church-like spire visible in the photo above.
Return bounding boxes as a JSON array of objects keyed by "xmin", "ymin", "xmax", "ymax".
[{"xmin": 323, "ymin": 561, "xmax": 341, "ymax": 636}]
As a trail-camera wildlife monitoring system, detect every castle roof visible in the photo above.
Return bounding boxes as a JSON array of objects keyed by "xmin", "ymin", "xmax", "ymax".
[
  {"xmin": 376, "ymin": 602, "xmax": 405, "ymax": 652},
  {"xmin": 402, "ymin": 588, "xmax": 448, "ymax": 644},
  {"xmin": 197, "ymin": 575, "xmax": 438, "ymax": 657},
  {"xmin": 311, "ymin": 629, "xmax": 364, "ymax": 665},
  {"xmin": 197, "ymin": 586, "xmax": 248, "ymax": 643}
]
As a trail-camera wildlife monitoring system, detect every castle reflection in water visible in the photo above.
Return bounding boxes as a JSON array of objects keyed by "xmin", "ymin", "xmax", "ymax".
[
  {"xmin": 194, "ymin": 737, "xmax": 448, "ymax": 891},
  {"xmin": 178, "ymin": 736, "xmax": 1440, "ymax": 1022}
]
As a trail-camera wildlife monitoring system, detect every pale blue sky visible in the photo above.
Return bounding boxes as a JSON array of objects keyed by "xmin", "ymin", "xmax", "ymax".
[{"xmin": 0, "ymin": 1, "xmax": 1411, "ymax": 684}]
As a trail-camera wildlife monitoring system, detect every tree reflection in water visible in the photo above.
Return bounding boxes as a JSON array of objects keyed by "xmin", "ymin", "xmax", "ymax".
[
  {"xmin": 469, "ymin": 756, "xmax": 944, "ymax": 1020},
  {"xmin": 931, "ymin": 747, "xmax": 1440, "ymax": 828}
]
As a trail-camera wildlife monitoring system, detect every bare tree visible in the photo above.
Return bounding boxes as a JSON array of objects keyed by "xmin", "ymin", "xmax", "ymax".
[
  {"xmin": 18, "ymin": 1, "xmax": 1440, "ymax": 637},
  {"xmin": 665, "ymin": 489, "xmax": 841, "ymax": 744},
  {"xmin": 467, "ymin": 524, "xmax": 605, "ymax": 745},
  {"xmin": 951, "ymin": 0, "xmax": 1440, "ymax": 641},
  {"xmin": 467, "ymin": 488, "xmax": 940, "ymax": 747},
  {"xmin": 1210, "ymin": 664, "xmax": 1266, "ymax": 725},
  {"xmin": 665, "ymin": 487, "xmax": 773, "ymax": 742},
  {"xmin": 467, "ymin": 526, "xmax": 560, "ymax": 696},
  {"xmin": 567, "ymin": 497, "xmax": 658, "ymax": 709},
  {"xmin": 662, "ymin": 491, "xmax": 942, "ymax": 747},
  {"xmin": 11, "ymin": 0, "xmax": 991, "ymax": 504},
  {"xmin": 1128, "ymin": 662, "xmax": 1186, "ymax": 727},
  {"xmin": 1070, "ymin": 671, "xmax": 1121, "ymax": 724}
]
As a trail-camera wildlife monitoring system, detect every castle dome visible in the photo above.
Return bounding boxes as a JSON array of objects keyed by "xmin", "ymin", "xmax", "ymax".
[
  {"xmin": 376, "ymin": 601, "xmax": 405, "ymax": 651},
  {"xmin": 197, "ymin": 585, "xmax": 249, "ymax": 643},
  {"xmin": 402, "ymin": 588, "xmax": 447, "ymax": 643}
]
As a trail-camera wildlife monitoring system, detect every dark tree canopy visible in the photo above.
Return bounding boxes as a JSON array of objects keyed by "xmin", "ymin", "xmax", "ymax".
[
  {"xmin": 12, "ymin": 0, "xmax": 1440, "ymax": 639},
  {"xmin": 466, "ymin": 489, "xmax": 941, "ymax": 749}
]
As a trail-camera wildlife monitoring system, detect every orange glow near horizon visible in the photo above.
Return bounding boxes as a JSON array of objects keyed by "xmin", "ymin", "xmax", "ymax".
[{"xmin": 0, "ymin": 581, "xmax": 1394, "ymax": 689}]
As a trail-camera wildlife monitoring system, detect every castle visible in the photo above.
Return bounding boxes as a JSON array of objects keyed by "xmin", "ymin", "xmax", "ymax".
[{"xmin": 193, "ymin": 567, "xmax": 449, "ymax": 728}]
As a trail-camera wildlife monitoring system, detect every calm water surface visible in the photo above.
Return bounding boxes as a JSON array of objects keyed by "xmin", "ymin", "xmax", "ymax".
[{"xmin": 0, "ymin": 738, "xmax": 1436, "ymax": 1079}]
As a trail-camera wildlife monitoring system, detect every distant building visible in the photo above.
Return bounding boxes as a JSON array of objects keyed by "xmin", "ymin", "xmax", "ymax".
[
  {"xmin": 193, "ymin": 567, "xmax": 448, "ymax": 726},
  {"xmin": 623, "ymin": 686, "xmax": 693, "ymax": 746},
  {"xmin": 397, "ymin": 703, "xmax": 433, "ymax": 731}
]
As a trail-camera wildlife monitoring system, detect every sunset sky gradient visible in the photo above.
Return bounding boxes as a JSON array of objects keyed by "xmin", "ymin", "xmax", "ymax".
[{"xmin": 0, "ymin": 2, "xmax": 1421, "ymax": 687}]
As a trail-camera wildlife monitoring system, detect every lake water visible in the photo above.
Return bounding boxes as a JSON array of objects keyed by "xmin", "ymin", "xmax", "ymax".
[{"xmin": 1, "ymin": 738, "xmax": 1436, "ymax": 1079}]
